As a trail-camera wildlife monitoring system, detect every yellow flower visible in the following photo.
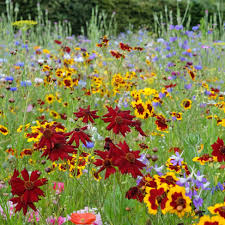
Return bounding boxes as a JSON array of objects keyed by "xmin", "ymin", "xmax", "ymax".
[
  {"xmin": 181, "ymin": 99, "xmax": 192, "ymax": 110},
  {"xmin": 49, "ymin": 110, "xmax": 60, "ymax": 119},
  {"xmin": 208, "ymin": 202, "xmax": 225, "ymax": 219},
  {"xmin": 45, "ymin": 94, "xmax": 55, "ymax": 104},
  {"xmin": 0, "ymin": 125, "xmax": 9, "ymax": 135},
  {"xmin": 163, "ymin": 185, "xmax": 192, "ymax": 217},
  {"xmin": 196, "ymin": 215, "xmax": 225, "ymax": 225}
]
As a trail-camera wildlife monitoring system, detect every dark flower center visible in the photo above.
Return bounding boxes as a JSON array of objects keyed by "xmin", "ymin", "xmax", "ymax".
[
  {"xmin": 184, "ymin": 101, "xmax": 190, "ymax": 108},
  {"xmin": 115, "ymin": 116, "xmax": 123, "ymax": 125},
  {"xmin": 75, "ymin": 128, "xmax": 80, "ymax": 132},
  {"xmin": 136, "ymin": 104, "xmax": 145, "ymax": 114},
  {"xmin": 219, "ymin": 146, "xmax": 225, "ymax": 154},
  {"xmin": 126, "ymin": 153, "xmax": 135, "ymax": 163},
  {"xmin": 218, "ymin": 206, "xmax": 225, "ymax": 213},
  {"xmin": 24, "ymin": 181, "xmax": 34, "ymax": 190},
  {"xmin": 43, "ymin": 128, "xmax": 53, "ymax": 139},
  {"xmin": 165, "ymin": 175, "xmax": 176, "ymax": 184},
  {"xmin": 104, "ymin": 158, "xmax": 112, "ymax": 167},
  {"xmin": 175, "ymin": 197, "xmax": 186, "ymax": 211},
  {"xmin": 54, "ymin": 143, "xmax": 62, "ymax": 149}
]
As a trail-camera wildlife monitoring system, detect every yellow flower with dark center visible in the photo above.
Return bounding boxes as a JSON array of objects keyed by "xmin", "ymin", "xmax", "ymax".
[
  {"xmin": 132, "ymin": 99, "xmax": 147, "ymax": 119},
  {"xmin": 208, "ymin": 202, "xmax": 225, "ymax": 219},
  {"xmin": 0, "ymin": 125, "xmax": 9, "ymax": 135},
  {"xmin": 49, "ymin": 110, "xmax": 60, "ymax": 119},
  {"xmin": 181, "ymin": 99, "xmax": 192, "ymax": 110},
  {"xmin": 45, "ymin": 94, "xmax": 55, "ymax": 104},
  {"xmin": 145, "ymin": 100, "xmax": 154, "ymax": 117},
  {"xmin": 154, "ymin": 172, "xmax": 178, "ymax": 191},
  {"xmin": 195, "ymin": 215, "xmax": 225, "ymax": 225},
  {"xmin": 43, "ymin": 65, "xmax": 50, "ymax": 72},
  {"xmin": 162, "ymin": 185, "xmax": 192, "ymax": 217},
  {"xmin": 172, "ymin": 112, "xmax": 182, "ymax": 120}
]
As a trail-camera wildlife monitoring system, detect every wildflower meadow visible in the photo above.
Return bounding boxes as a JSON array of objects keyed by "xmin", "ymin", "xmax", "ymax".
[{"xmin": 0, "ymin": 1, "xmax": 225, "ymax": 225}]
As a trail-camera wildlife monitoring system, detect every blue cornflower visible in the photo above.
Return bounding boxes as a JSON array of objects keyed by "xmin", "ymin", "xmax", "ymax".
[
  {"xmin": 10, "ymin": 87, "xmax": 17, "ymax": 91},
  {"xmin": 21, "ymin": 80, "xmax": 32, "ymax": 87},
  {"xmin": 82, "ymin": 142, "xmax": 94, "ymax": 148},
  {"xmin": 5, "ymin": 76, "xmax": 14, "ymax": 81}
]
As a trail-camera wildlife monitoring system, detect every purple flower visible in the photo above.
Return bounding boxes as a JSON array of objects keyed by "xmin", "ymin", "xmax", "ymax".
[
  {"xmin": 184, "ymin": 83, "xmax": 192, "ymax": 90},
  {"xmin": 175, "ymin": 25, "xmax": 183, "ymax": 30},
  {"xmin": 194, "ymin": 65, "xmax": 202, "ymax": 70},
  {"xmin": 10, "ymin": 87, "xmax": 17, "ymax": 91},
  {"xmin": 192, "ymin": 26, "xmax": 199, "ymax": 31}
]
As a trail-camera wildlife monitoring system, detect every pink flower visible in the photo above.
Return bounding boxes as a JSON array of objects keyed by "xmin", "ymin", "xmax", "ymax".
[
  {"xmin": 27, "ymin": 210, "xmax": 40, "ymax": 223},
  {"xmin": 53, "ymin": 182, "xmax": 64, "ymax": 194},
  {"xmin": 46, "ymin": 216, "xmax": 67, "ymax": 225}
]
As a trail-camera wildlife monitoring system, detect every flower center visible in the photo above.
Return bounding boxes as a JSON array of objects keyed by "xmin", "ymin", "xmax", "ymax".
[
  {"xmin": 24, "ymin": 181, "xmax": 34, "ymax": 190},
  {"xmin": 115, "ymin": 116, "xmax": 123, "ymax": 125},
  {"xmin": 104, "ymin": 158, "xmax": 112, "ymax": 167},
  {"xmin": 165, "ymin": 175, "xmax": 176, "ymax": 184},
  {"xmin": 219, "ymin": 146, "xmax": 225, "ymax": 154},
  {"xmin": 75, "ymin": 128, "xmax": 80, "ymax": 132},
  {"xmin": 175, "ymin": 197, "xmax": 185, "ymax": 211},
  {"xmin": 126, "ymin": 153, "xmax": 135, "ymax": 163},
  {"xmin": 43, "ymin": 128, "xmax": 53, "ymax": 139}
]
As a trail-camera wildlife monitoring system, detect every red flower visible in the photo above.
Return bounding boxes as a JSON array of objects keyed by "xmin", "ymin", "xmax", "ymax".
[
  {"xmin": 94, "ymin": 149, "xmax": 119, "ymax": 179},
  {"xmin": 102, "ymin": 106, "xmax": 135, "ymax": 136},
  {"xmin": 10, "ymin": 195, "xmax": 37, "ymax": 215},
  {"xmin": 63, "ymin": 46, "xmax": 71, "ymax": 53},
  {"xmin": 74, "ymin": 105, "xmax": 99, "ymax": 123},
  {"xmin": 114, "ymin": 141, "xmax": 145, "ymax": 178},
  {"xmin": 66, "ymin": 126, "xmax": 91, "ymax": 147},
  {"xmin": 41, "ymin": 142, "xmax": 76, "ymax": 161},
  {"xmin": 54, "ymin": 40, "xmax": 62, "ymax": 45},
  {"xmin": 9, "ymin": 168, "xmax": 47, "ymax": 215},
  {"xmin": 155, "ymin": 115, "xmax": 168, "ymax": 131},
  {"xmin": 131, "ymin": 120, "xmax": 147, "ymax": 136},
  {"xmin": 119, "ymin": 42, "xmax": 132, "ymax": 51},
  {"xmin": 110, "ymin": 50, "xmax": 125, "ymax": 59},
  {"xmin": 125, "ymin": 186, "xmax": 144, "ymax": 202},
  {"xmin": 38, "ymin": 127, "xmax": 66, "ymax": 150},
  {"xmin": 211, "ymin": 138, "xmax": 225, "ymax": 162}
]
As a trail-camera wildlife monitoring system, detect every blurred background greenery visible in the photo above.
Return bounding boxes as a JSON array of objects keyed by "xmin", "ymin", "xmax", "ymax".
[{"xmin": 0, "ymin": 0, "xmax": 224, "ymax": 35}]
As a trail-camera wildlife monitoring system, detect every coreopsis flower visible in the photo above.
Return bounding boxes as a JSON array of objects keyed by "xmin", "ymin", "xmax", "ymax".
[
  {"xmin": 144, "ymin": 187, "xmax": 167, "ymax": 215},
  {"xmin": 192, "ymin": 154, "xmax": 215, "ymax": 165},
  {"xmin": 9, "ymin": 169, "xmax": 47, "ymax": 215},
  {"xmin": 0, "ymin": 125, "xmax": 9, "ymax": 135},
  {"xmin": 102, "ymin": 106, "xmax": 135, "ymax": 136},
  {"xmin": 110, "ymin": 50, "xmax": 125, "ymax": 59},
  {"xmin": 211, "ymin": 138, "xmax": 225, "ymax": 162},
  {"xmin": 41, "ymin": 142, "xmax": 75, "ymax": 161},
  {"xmin": 208, "ymin": 202, "xmax": 225, "ymax": 219},
  {"xmin": 130, "ymin": 120, "xmax": 147, "ymax": 136},
  {"xmin": 114, "ymin": 141, "xmax": 146, "ymax": 178},
  {"xmin": 162, "ymin": 186, "xmax": 192, "ymax": 217},
  {"xmin": 66, "ymin": 126, "xmax": 91, "ymax": 147},
  {"xmin": 125, "ymin": 186, "xmax": 144, "ymax": 202},
  {"xmin": 38, "ymin": 127, "xmax": 66, "ymax": 150},
  {"xmin": 181, "ymin": 99, "xmax": 192, "ymax": 110},
  {"xmin": 155, "ymin": 114, "xmax": 168, "ymax": 131},
  {"xmin": 119, "ymin": 42, "xmax": 132, "ymax": 51},
  {"xmin": 154, "ymin": 172, "xmax": 179, "ymax": 191},
  {"xmin": 93, "ymin": 147, "xmax": 120, "ymax": 179},
  {"xmin": 195, "ymin": 215, "xmax": 225, "ymax": 225},
  {"xmin": 74, "ymin": 105, "xmax": 99, "ymax": 123}
]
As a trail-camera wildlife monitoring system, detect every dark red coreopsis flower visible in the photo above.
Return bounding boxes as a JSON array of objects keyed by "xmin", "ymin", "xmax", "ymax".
[
  {"xmin": 9, "ymin": 168, "xmax": 47, "ymax": 215},
  {"xmin": 110, "ymin": 50, "xmax": 125, "ymax": 59},
  {"xmin": 66, "ymin": 126, "xmax": 91, "ymax": 147},
  {"xmin": 119, "ymin": 42, "xmax": 132, "ymax": 51},
  {"xmin": 155, "ymin": 115, "xmax": 168, "ymax": 131},
  {"xmin": 131, "ymin": 120, "xmax": 147, "ymax": 136},
  {"xmin": 125, "ymin": 186, "xmax": 144, "ymax": 202},
  {"xmin": 74, "ymin": 105, "xmax": 99, "ymax": 124},
  {"xmin": 114, "ymin": 141, "xmax": 146, "ymax": 178},
  {"xmin": 94, "ymin": 149, "xmax": 119, "ymax": 179},
  {"xmin": 63, "ymin": 46, "xmax": 71, "ymax": 53},
  {"xmin": 54, "ymin": 40, "xmax": 62, "ymax": 45},
  {"xmin": 102, "ymin": 106, "xmax": 135, "ymax": 136},
  {"xmin": 211, "ymin": 137, "xmax": 225, "ymax": 162},
  {"xmin": 38, "ymin": 127, "xmax": 66, "ymax": 150},
  {"xmin": 41, "ymin": 141, "xmax": 76, "ymax": 161}
]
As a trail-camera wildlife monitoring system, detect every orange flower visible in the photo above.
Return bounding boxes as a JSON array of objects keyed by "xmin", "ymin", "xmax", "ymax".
[{"xmin": 70, "ymin": 213, "xmax": 96, "ymax": 224}]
